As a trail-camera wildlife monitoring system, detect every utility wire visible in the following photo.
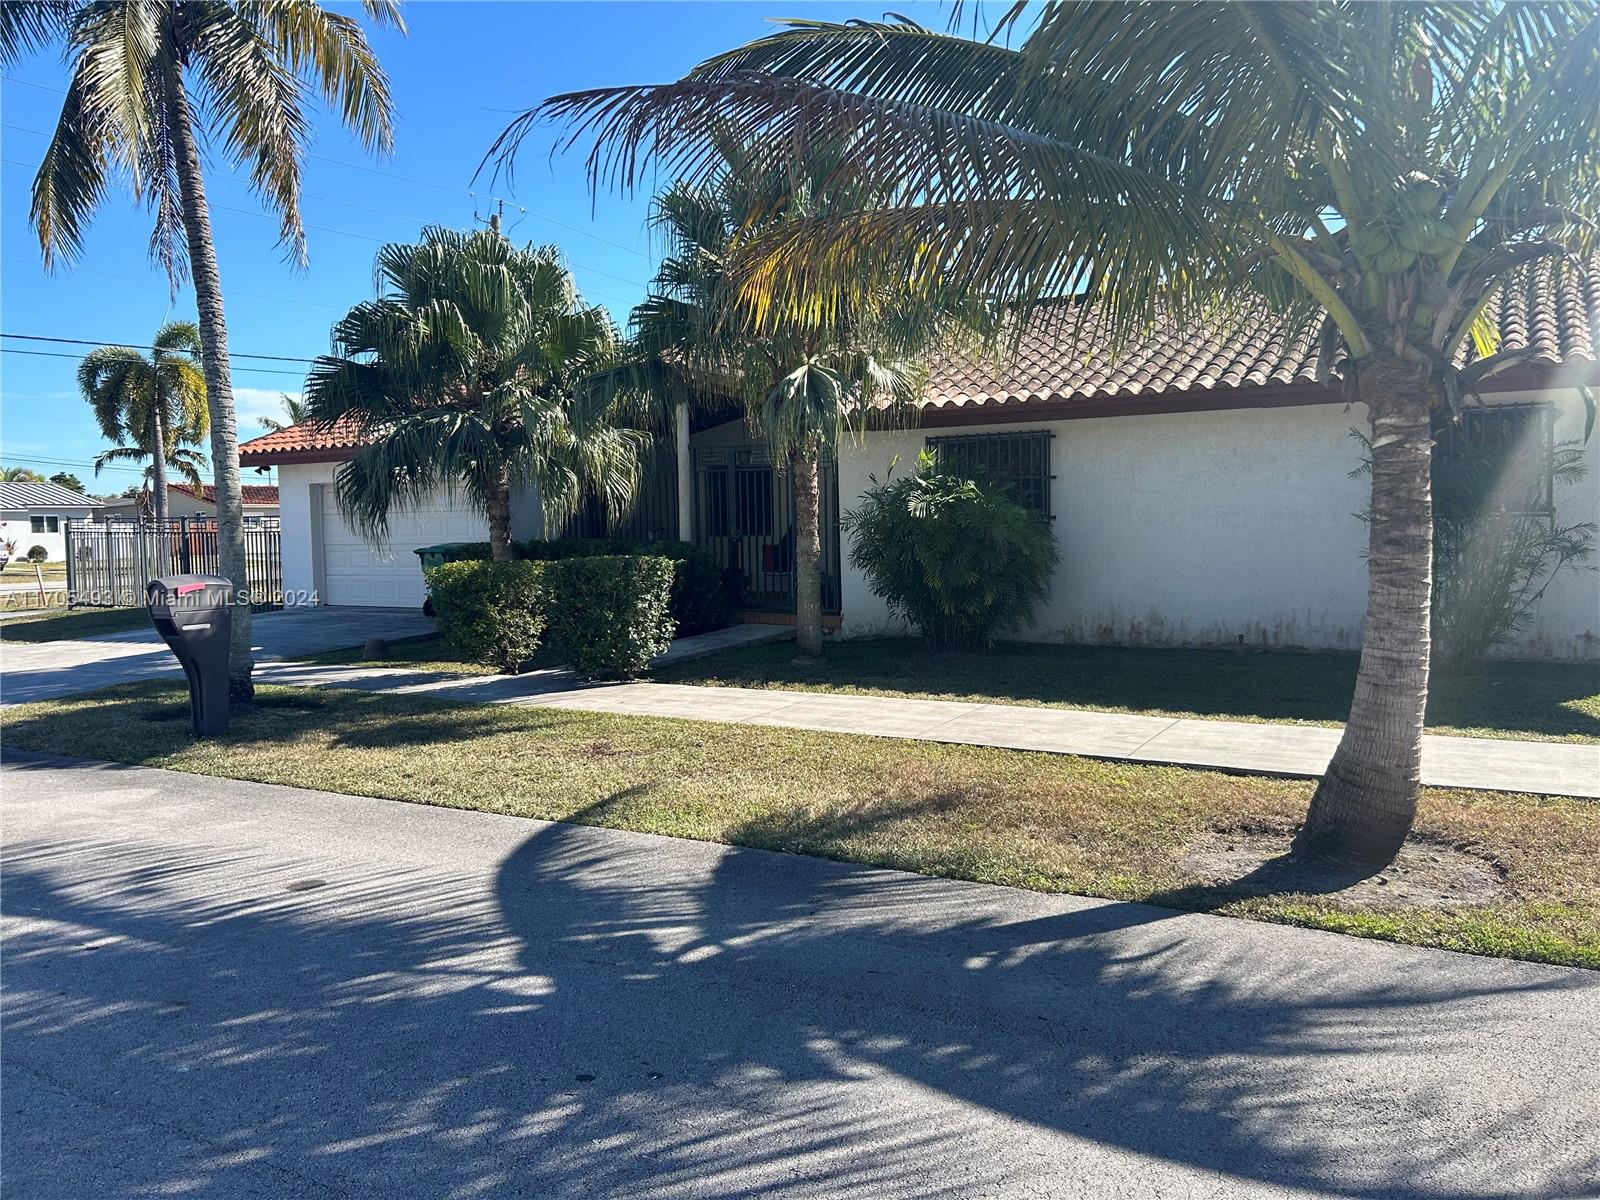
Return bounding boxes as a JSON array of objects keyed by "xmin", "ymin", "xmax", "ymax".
[
  {"xmin": 3, "ymin": 332, "xmax": 315, "ymax": 364},
  {"xmin": 1, "ymin": 347, "xmax": 307, "ymax": 378}
]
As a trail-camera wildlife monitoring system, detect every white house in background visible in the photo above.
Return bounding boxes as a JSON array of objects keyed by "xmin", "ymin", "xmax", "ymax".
[
  {"xmin": 0, "ymin": 480, "xmax": 102, "ymax": 562},
  {"xmin": 99, "ymin": 482, "xmax": 280, "ymax": 525},
  {"xmin": 241, "ymin": 261, "xmax": 1600, "ymax": 661}
]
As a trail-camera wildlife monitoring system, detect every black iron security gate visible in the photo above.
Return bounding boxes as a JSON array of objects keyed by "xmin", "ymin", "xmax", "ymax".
[
  {"xmin": 65, "ymin": 519, "xmax": 283, "ymax": 611},
  {"xmin": 693, "ymin": 446, "xmax": 841, "ymax": 614}
]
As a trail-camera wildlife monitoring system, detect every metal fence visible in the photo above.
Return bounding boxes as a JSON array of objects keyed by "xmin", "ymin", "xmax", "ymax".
[
  {"xmin": 65, "ymin": 519, "xmax": 283, "ymax": 611},
  {"xmin": 693, "ymin": 446, "xmax": 842, "ymax": 614}
]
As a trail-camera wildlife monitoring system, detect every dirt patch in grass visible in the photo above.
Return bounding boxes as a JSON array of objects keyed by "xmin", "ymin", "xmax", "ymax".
[
  {"xmin": 6, "ymin": 680, "xmax": 1598, "ymax": 968},
  {"xmin": 1180, "ymin": 833, "xmax": 1505, "ymax": 910}
]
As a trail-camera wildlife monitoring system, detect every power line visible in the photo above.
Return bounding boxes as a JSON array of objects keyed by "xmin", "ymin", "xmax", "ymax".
[
  {"xmin": 3, "ymin": 333, "xmax": 315, "ymax": 364},
  {"xmin": 1, "ymin": 347, "xmax": 307, "ymax": 378}
]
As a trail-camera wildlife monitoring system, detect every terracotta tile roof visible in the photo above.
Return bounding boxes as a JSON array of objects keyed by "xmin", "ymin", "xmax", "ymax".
[
  {"xmin": 171, "ymin": 482, "xmax": 280, "ymax": 506},
  {"xmin": 920, "ymin": 257, "xmax": 1600, "ymax": 412},
  {"xmin": 239, "ymin": 415, "xmax": 370, "ymax": 465},
  {"xmin": 240, "ymin": 261, "xmax": 1600, "ymax": 458}
]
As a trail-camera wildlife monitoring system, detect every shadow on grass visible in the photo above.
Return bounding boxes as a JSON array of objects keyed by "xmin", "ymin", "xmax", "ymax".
[{"xmin": 657, "ymin": 638, "xmax": 1600, "ymax": 740}]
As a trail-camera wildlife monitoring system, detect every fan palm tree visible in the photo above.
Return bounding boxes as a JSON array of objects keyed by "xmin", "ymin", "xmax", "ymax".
[
  {"xmin": 79, "ymin": 320, "xmax": 209, "ymax": 524},
  {"xmin": 606, "ymin": 140, "xmax": 962, "ymax": 657},
  {"xmin": 508, "ymin": 2, "xmax": 1600, "ymax": 866},
  {"xmin": 5, "ymin": 0, "xmax": 402, "ymax": 701},
  {"xmin": 303, "ymin": 219, "xmax": 644, "ymax": 562}
]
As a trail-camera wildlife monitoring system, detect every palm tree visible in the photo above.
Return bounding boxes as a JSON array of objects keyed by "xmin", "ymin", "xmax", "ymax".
[
  {"xmin": 508, "ymin": 3, "xmax": 1600, "ymax": 866},
  {"xmin": 608, "ymin": 141, "xmax": 959, "ymax": 657},
  {"xmin": 258, "ymin": 393, "xmax": 309, "ymax": 434},
  {"xmin": 79, "ymin": 320, "xmax": 209, "ymax": 524},
  {"xmin": 5, "ymin": 0, "xmax": 402, "ymax": 702},
  {"xmin": 303, "ymin": 219, "xmax": 644, "ymax": 562},
  {"xmin": 0, "ymin": 468, "xmax": 46, "ymax": 482}
]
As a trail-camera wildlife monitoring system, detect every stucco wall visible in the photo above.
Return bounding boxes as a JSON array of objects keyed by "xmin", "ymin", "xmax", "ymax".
[{"xmin": 837, "ymin": 389, "xmax": 1599, "ymax": 661}]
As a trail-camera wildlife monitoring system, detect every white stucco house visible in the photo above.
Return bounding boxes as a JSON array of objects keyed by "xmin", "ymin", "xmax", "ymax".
[
  {"xmin": 0, "ymin": 480, "xmax": 102, "ymax": 562},
  {"xmin": 241, "ymin": 263, "xmax": 1600, "ymax": 661}
]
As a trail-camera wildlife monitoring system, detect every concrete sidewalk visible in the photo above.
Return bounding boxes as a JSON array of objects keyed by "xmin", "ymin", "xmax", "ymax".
[
  {"xmin": 253, "ymin": 657, "xmax": 1600, "ymax": 799},
  {"xmin": 5, "ymin": 753, "xmax": 1597, "ymax": 1199}
]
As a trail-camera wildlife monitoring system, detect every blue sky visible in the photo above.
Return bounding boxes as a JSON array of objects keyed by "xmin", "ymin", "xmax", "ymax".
[{"xmin": 0, "ymin": 1, "xmax": 948, "ymax": 494}]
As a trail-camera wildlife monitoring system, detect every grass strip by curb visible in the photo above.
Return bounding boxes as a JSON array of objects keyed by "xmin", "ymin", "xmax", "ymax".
[{"xmin": 7, "ymin": 679, "xmax": 1597, "ymax": 969}]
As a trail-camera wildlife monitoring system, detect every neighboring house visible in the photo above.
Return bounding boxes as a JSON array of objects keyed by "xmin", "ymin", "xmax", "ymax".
[
  {"xmin": 0, "ymin": 481, "xmax": 103, "ymax": 562},
  {"xmin": 242, "ymin": 263, "xmax": 1600, "ymax": 660},
  {"xmin": 100, "ymin": 483, "xmax": 280, "ymax": 526}
]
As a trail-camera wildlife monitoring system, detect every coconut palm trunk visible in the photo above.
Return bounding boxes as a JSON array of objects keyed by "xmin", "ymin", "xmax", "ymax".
[
  {"xmin": 486, "ymin": 463, "xmax": 515, "ymax": 562},
  {"xmin": 149, "ymin": 404, "xmax": 170, "ymax": 525},
  {"xmin": 1294, "ymin": 356, "xmax": 1437, "ymax": 866},
  {"xmin": 166, "ymin": 64, "xmax": 254, "ymax": 702},
  {"xmin": 790, "ymin": 445, "xmax": 824, "ymax": 657}
]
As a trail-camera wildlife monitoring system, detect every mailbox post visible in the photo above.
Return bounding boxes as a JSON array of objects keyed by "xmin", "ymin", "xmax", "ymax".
[{"xmin": 147, "ymin": 574, "xmax": 234, "ymax": 736}]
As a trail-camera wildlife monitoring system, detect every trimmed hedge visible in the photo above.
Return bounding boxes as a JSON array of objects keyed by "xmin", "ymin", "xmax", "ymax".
[
  {"xmin": 542, "ymin": 555, "xmax": 677, "ymax": 678},
  {"xmin": 425, "ymin": 560, "xmax": 547, "ymax": 673},
  {"xmin": 419, "ymin": 537, "xmax": 732, "ymax": 637}
]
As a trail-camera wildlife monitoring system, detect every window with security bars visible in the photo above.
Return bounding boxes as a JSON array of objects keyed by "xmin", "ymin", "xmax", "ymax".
[
  {"xmin": 925, "ymin": 430, "xmax": 1054, "ymax": 516},
  {"xmin": 1433, "ymin": 403, "xmax": 1556, "ymax": 520}
]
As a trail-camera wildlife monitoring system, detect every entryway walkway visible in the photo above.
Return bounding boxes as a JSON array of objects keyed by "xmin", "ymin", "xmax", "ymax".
[{"xmin": 255, "ymin": 631, "xmax": 1600, "ymax": 799}]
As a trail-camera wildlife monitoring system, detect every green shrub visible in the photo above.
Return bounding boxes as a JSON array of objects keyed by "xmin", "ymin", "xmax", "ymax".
[
  {"xmin": 26, "ymin": 545, "xmax": 49, "ymax": 563},
  {"xmin": 424, "ymin": 560, "xmax": 547, "ymax": 673},
  {"xmin": 844, "ymin": 450, "xmax": 1058, "ymax": 649},
  {"xmin": 542, "ymin": 555, "xmax": 677, "ymax": 677},
  {"xmin": 419, "ymin": 537, "xmax": 732, "ymax": 637}
]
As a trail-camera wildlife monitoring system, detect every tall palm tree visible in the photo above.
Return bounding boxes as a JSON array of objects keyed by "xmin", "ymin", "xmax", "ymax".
[
  {"xmin": 79, "ymin": 320, "xmax": 209, "ymax": 524},
  {"xmin": 609, "ymin": 141, "xmax": 960, "ymax": 657},
  {"xmin": 6, "ymin": 0, "xmax": 402, "ymax": 702},
  {"xmin": 509, "ymin": 2, "xmax": 1600, "ymax": 866},
  {"xmin": 303, "ymin": 219, "xmax": 644, "ymax": 562}
]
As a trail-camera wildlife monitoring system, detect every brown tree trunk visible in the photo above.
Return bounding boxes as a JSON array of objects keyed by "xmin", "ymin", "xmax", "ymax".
[
  {"xmin": 166, "ymin": 65, "xmax": 253, "ymax": 702},
  {"xmin": 486, "ymin": 465, "xmax": 514, "ymax": 562},
  {"xmin": 790, "ymin": 446, "xmax": 824, "ymax": 658},
  {"xmin": 1294, "ymin": 354, "xmax": 1436, "ymax": 867}
]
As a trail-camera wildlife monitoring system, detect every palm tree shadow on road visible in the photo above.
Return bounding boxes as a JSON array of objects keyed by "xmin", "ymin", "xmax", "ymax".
[{"xmin": 3, "ymin": 775, "xmax": 1596, "ymax": 1199}]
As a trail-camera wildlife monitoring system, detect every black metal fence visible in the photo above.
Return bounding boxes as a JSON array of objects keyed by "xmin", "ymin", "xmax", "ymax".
[{"xmin": 65, "ymin": 519, "xmax": 284, "ymax": 611}]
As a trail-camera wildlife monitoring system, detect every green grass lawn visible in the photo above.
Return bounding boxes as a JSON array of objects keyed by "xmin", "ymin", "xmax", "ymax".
[
  {"xmin": 0, "ymin": 560, "xmax": 68, "ymax": 582},
  {"xmin": 654, "ymin": 638, "xmax": 1600, "ymax": 744},
  {"xmin": 0, "ymin": 605, "xmax": 151, "ymax": 642},
  {"xmin": 7, "ymin": 679, "xmax": 1597, "ymax": 968}
]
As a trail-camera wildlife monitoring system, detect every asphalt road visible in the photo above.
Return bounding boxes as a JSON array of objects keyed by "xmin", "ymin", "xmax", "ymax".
[{"xmin": 3, "ymin": 754, "xmax": 1598, "ymax": 1199}]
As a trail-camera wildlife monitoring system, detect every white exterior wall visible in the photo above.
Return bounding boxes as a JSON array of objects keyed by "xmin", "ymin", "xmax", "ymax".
[
  {"xmin": 0, "ymin": 506, "xmax": 98, "ymax": 562},
  {"xmin": 838, "ymin": 389, "xmax": 1600, "ymax": 661},
  {"xmin": 277, "ymin": 461, "xmax": 536, "ymax": 607}
]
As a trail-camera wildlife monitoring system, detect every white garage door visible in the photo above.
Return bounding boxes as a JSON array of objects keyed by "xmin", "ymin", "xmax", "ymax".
[{"xmin": 319, "ymin": 492, "xmax": 488, "ymax": 608}]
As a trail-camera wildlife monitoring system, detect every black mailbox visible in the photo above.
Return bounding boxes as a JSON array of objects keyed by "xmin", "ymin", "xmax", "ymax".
[{"xmin": 148, "ymin": 574, "xmax": 234, "ymax": 736}]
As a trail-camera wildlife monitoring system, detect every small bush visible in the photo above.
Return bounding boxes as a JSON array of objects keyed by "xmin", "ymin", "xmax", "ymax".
[
  {"xmin": 424, "ymin": 560, "xmax": 547, "ymax": 673},
  {"xmin": 542, "ymin": 555, "xmax": 677, "ymax": 678},
  {"xmin": 26, "ymin": 545, "xmax": 49, "ymax": 563},
  {"xmin": 844, "ymin": 451, "xmax": 1058, "ymax": 649},
  {"xmin": 420, "ymin": 537, "xmax": 732, "ymax": 637}
]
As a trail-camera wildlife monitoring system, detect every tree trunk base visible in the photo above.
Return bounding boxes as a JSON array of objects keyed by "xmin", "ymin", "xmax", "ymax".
[
  {"xmin": 228, "ymin": 677, "xmax": 256, "ymax": 707},
  {"xmin": 1293, "ymin": 765, "xmax": 1417, "ymax": 868}
]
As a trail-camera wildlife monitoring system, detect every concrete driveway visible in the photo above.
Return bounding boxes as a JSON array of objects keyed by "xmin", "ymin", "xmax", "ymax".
[
  {"xmin": 0, "ymin": 607, "xmax": 434, "ymax": 706},
  {"xmin": 3, "ymin": 755, "xmax": 1596, "ymax": 1200}
]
